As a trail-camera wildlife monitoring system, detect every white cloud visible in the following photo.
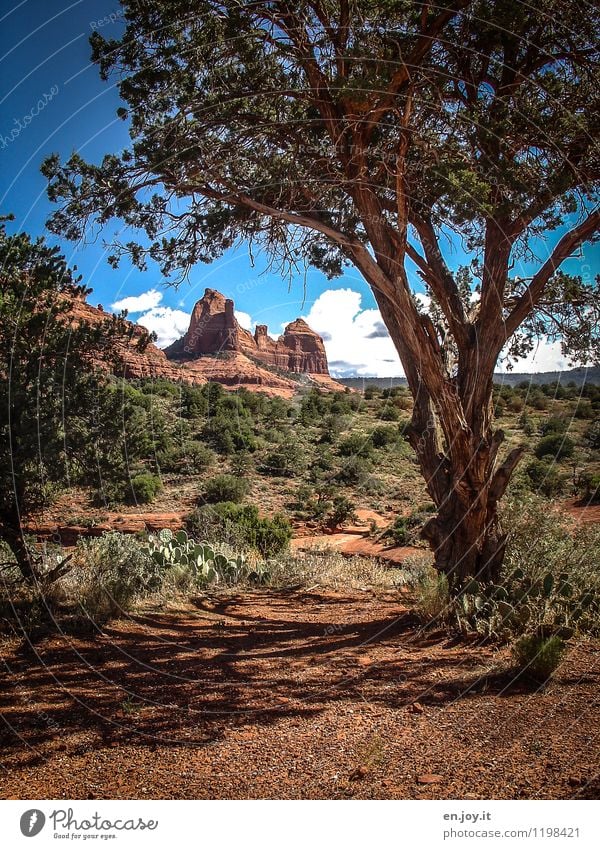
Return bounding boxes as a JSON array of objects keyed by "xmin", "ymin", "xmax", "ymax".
[
  {"xmin": 302, "ymin": 288, "xmax": 403, "ymax": 378},
  {"xmin": 111, "ymin": 288, "xmax": 163, "ymax": 314},
  {"xmin": 304, "ymin": 287, "xmax": 575, "ymax": 378},
  {"xmin": 235, "ymin": 310, "xmax": 254, "ymax": 331},
  {"xmin": 497, "ymin": 339, "xmax": 570, "ymax": 374},
  {"xmin": 136, "ymin": 307, "xmax": 191, "ymax": 348}
]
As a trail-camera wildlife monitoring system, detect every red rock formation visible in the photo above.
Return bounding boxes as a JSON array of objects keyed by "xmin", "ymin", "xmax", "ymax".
[
  {"xmin": 62, "ymin": 287, "xmax": 342, "ymax": 396},
  {"xmin": 166, "ymin": 288, "xmax": 330, "ymax": 375}
]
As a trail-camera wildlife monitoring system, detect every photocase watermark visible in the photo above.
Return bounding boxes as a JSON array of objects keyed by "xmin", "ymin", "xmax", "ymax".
[
  {"xmin": 0, "ymin": 86, "xmax": 59, "ymax": 151},
  {"xmin": 20, "ymin": 809, "xmax": 45, "ymax": 837},
  {"xmin": 19, "ymin": 807, "xmax": 158, "ymax": 838}
]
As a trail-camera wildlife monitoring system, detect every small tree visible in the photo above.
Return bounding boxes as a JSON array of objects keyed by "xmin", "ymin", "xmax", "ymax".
[
  {"xmin": 42, "ymin": 2, "xmax": 600, "ymax": 586},
  {"xmin": 0, "ymin": 219, "xmax": 151, "ymax": 580}
]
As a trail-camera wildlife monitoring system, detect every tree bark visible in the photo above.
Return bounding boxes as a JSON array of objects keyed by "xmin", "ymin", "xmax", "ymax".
[
  {"xmin": 367, "ymin": 281, "xmax": 524, "ymax": 589},
  {"xmin": 0, "ymin": 513, "xmax": 40, "ymax": 583}
]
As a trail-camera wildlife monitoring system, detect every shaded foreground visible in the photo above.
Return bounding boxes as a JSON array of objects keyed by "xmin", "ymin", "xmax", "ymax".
[{"xmin": 1, "ymin": 589, "xmax": 598, "ymax": 799}]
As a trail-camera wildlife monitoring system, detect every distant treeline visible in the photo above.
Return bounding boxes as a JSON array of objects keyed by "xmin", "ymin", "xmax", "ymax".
[{"xmin": 339, "ymin": 366, "xmax": 600, "ymax": 391}]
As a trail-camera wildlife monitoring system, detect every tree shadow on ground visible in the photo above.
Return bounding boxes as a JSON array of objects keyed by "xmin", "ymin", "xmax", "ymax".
[{"xmin": 0, "ymin": 588, "xmax": 576, "ymax": 766}]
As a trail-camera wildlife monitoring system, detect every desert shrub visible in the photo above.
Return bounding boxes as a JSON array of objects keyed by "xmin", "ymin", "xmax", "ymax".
[
  {"xmin": 453, "ymin": 496, "xmax": 600, "ymax": 640},
  {"xmin": 202, "ymin": 413, "xmax": 256, "ymax": 454},
  {"xmin": 338, "ymin": 432, "xmax": 373, "ymax": 458},
  {"xmin": 535, "ymin": 433, "xmax": 575, "ymax": 460},
  {"xmin": 371, "ymin": 424, "xmax": 398, "ymax": 448},
  {"xmin": 128, "ymin": 472, "xmax": 162, "ymax": 504},
  {"xmin": 414, "ymin": 568, "xmax": 451, "ymax": 625},
  {"xmin": 379, "ymin": 403, "xmax": 400, "ymax": 421},
  {"xmin": 202, "ymin": 474, "xmax": 249, "ymax": 504},
  {"xmin": 540, "ymin": 415, "xmax": 568, "ymax": 436},
  {"xmin": 507, "ymin": 396, "xmax": 524, "ymax": 413},
  {"xmin": 260, "ymin": 443, "xmax": 307, "ymax": 477},
  {"xmin": 585, "ymin": 419, "xmax": 600, "ymax": 450},
  {"xmin": 512, "ymin": 634, "xmax": 565, "ymax": 682},
  {"xmin": 179, "ymin": 441, "xmax": 215, "ymax": 473},
  {"xmin": 325, "ymin": 495, "xmax": 357, "ymax": 529},
  {"xmin": 385, "ymin": 507, "xmax": 432, "ymax": 545},
  {"xmin": 72, "ymin": 532, "xmax": 160, "ymax": 622},
  {"xmin": 528, "ymin": 392, "xmax": 549, "ymax": 411},
  {"xmin": 573, "ymin": 400, "xmax": 594, "ymax": 419},
  {"xmin": 575, "ymin": 472, "xmax": 600, "ymax": 504},
  {"xmin": 363, "ymin": 386, "xmax": 381, "ymax": 400},
  {"xmin": 335, "ymin": 455, "xmax": 372, "ymax": 485},
  {"xmin": 187, "ymin": 502, "xmax": 291, "ymax": 557},
  {"xmin": 524, "ymin": 458, "xmax": 564, "ymax": 497},
  {"xmin": 518, "ymin": 412, "xmax": 535, "ymax": 436}
]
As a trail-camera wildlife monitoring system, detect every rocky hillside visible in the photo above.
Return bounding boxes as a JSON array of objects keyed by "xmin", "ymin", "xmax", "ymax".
[{"xmin": 68, "ymin": 288, "xmax": 342, "ymax": 397}]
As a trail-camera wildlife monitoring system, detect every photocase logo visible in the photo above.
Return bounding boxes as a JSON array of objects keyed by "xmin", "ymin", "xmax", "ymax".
[{"xmin": 20, "ymin": 810, "xmax": 46, "ymax": 837}]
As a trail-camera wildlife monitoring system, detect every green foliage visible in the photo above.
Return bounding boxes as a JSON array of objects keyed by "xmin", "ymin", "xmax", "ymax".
[
  {"xmin": 145, "ymin": 528, "xmax": 246, "ymax": 586},
  {"xmin": 325, "ymin": 495, "xmax": 357, "ymax": 529},
  {"xmin": 524, "ymin": 458, "xmax": 565, "ymax": 497},
  {"xmin": 414, "ymin": 570, "xmax": 451, "ymax": 625},
  {"xmin": 371, "ymin": 424, "xmax": 398, "ymax": 448},
  {"xmin": 129, "ymin": 472, "xmax": 163, "ymax": 504},
  {"xmin": 74, "ymin": 532, "xmax": 161, "ymax": 622},
  {"xmin": 512, "ymin": 635, "xmax": 566, "ymax": 683},
  {"xmin": 335, "ymin": 455, "xmax": 372, "ymax": 485},
  {"xmin": 575, "ymin": 472, "xmax": 600, "ymax": 504},
  {"xmin": 452, "ymin": 496, "xmax": 600, "ymax": 641},
  {"xmin": 202, "ymin": 474, "xmax": 249, "ymax": 504},
  {"xmin": 260, "ymin": 443, "xmax": 307, "ymax": 477},
  {"xmin": 540, "ymin": 416, "xmax": 568, "ymax": 436},
  {"xmin": 535, "ymin": 432, "xmax": 575, "ymax": 460},
  {"xmin": 338, "ymin": 432, "xmax": 373, "ymax": 458},
  {"xmin": 187, "ymin": 502, "xmax": 291, "ymax": 557}
]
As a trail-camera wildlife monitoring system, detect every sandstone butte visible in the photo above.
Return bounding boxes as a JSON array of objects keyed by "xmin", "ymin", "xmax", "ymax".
[{"xmin": 67, "ymin": 287, "xmax": 344, "ymax": 397}]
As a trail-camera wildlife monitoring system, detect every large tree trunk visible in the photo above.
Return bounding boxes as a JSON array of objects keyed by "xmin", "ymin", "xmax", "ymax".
[
  {"xmin": 367, "ymin": 286, "xmax": 524, "ymax": 589},
  {"xmin": 406, "ymin": 384, "xmax": 525, "ymax": 589}
]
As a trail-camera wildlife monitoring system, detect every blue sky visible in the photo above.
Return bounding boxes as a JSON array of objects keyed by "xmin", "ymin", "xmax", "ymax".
[{"xmin": 1, "ymin": 0, "xmax": 597, "ymax": 376}]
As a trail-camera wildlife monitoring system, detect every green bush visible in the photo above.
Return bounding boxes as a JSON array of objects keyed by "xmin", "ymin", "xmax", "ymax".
[
  {"xmin": 540, "ymin": 415, "xmax": 568, "ymax": 436},
  {"xmin": 535, "ymin": 433, "xmax": 575, "ymax": 460},
  {"xmin": 187, "ymin": 502, "xmax": 292, "ymax": 557},
  {"xmin": 335, "ymin": 455, "xmax": 372, "ymax": 485},
  {"xmin": 325, "ymin": 495, "xmax": 357, "ymax": 529},
  {"xmin": 260, "ymin": 443, "xmax": 307, "ymax": 477},
  {"xmin": 202, "ymin": 474, "xmax": 249, "ymax": 504},
  {"xmin": 512, "ymin": 634, "xmax": 565, "ymax": 682},
  {"xmin": 575, "ymin": 472, "xmax": 600, "ymax": 504},
  {"xmin": 180, "ymin": 441, "xmax": 215, "ymax": 473},
  {"xmin": 338, "ymin": 432, "xmax": 373, "ymax": 458},
  {"xmin": 379, "ymin": 404, "xmax": 400, "ymax": 421},
  {"xmin": 73, "ymin": 532, "xmax": 161, "ymax": 622},
  {"xmin": 524, "ymin": 458, "xmax": 564, "ymax": 497},
  {"xmin": 128, "ymin": 472, "xmax": 162, "ymax": 504},
  {"xmin": 371, "ymin": 424, "xmax": 398, "ymax": 448},
  {"xmin": 453, "ymin": 496, "xmax": 600, "ymax": 641},
  {"xmin": 415, "ymin": 569, "xmax": 451, "ymax": 625}
]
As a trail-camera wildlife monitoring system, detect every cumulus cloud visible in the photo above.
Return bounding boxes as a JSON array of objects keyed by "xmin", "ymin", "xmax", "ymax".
[
  {"xmin": 109, "ymin": 288, "xmax": 191, "ymax": 347},
  {"xmin": 235, "ymin": 310, "xmax": 254, "ymax": 331},
  {"xmin": 302, "ymin": 288, "xmax": 403, "ymax": 378},
  {"xmin": 111, "ymin": 289, "xmax": 163, "ymax": 313},
  {"xmin": 303, "ymin": 287, "xmax": 573, "ymax": 378},
  {"xmin": 497, "ymin": 339, "xmax": 571, "ymax": 374},
  {"xmin": 135, "ymin": 307, "xmax": 191, "ymax": 348}
]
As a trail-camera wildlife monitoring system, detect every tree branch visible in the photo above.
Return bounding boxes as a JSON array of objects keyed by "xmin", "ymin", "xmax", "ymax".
[{"xmin": 504, "ymin": 209, "xmax": 600, "ymax": 339}]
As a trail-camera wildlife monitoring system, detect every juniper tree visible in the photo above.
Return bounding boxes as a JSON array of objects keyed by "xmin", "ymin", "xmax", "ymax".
[
  {"xmin": 0, "ymin": 219, "xmax": 152, "ymax": 580},
  {"xmin": 42, "ymin": 1, "xmax": 600, "ymax": 585}
]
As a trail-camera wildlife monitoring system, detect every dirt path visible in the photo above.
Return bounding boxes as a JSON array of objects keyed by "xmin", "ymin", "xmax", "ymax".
[{"xmin": 1, "ymin": 589, "xmax": 598, "ymax": 799}]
